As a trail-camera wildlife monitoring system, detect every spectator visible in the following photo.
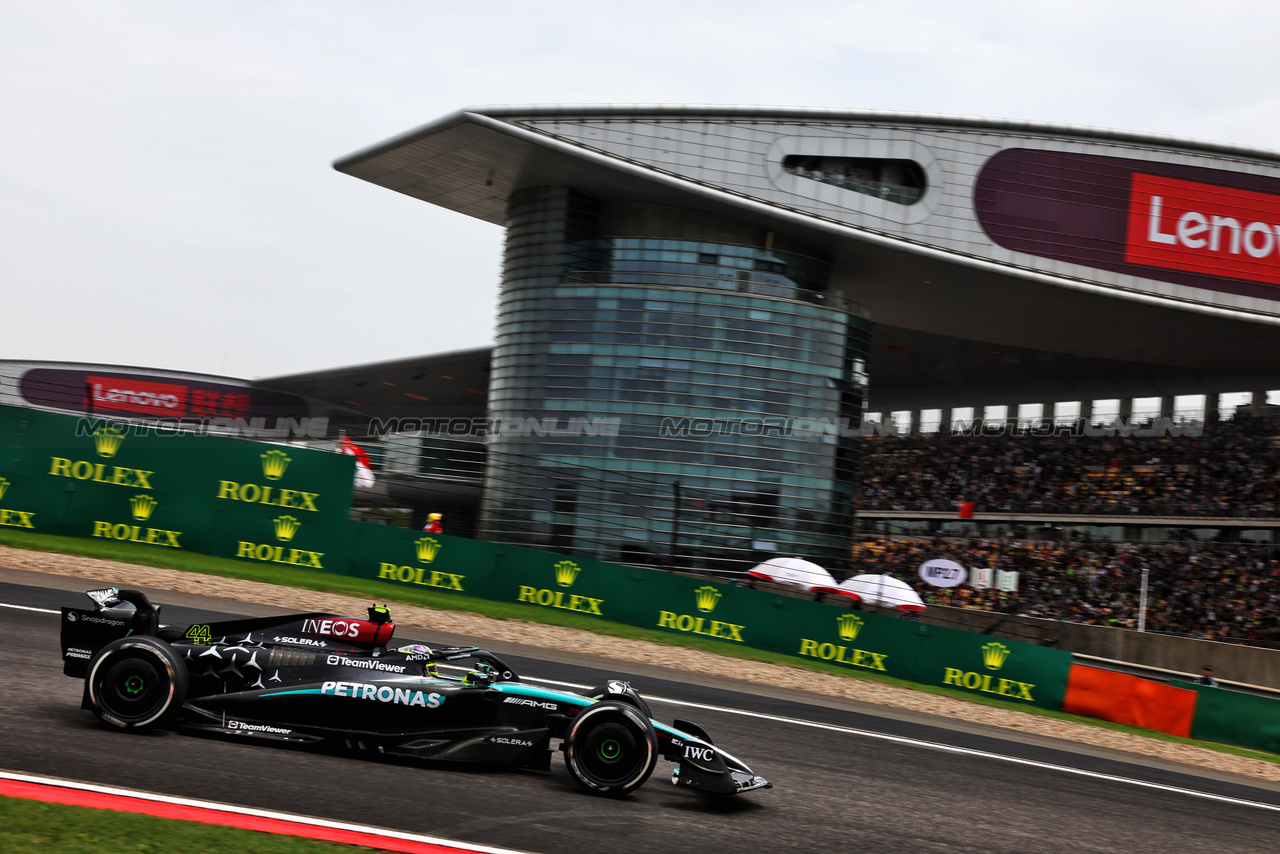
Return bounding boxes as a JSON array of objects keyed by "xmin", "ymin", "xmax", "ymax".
[{"xmin": 1193, "ymin": 665, "xmax": 1219, "ymax": 686}]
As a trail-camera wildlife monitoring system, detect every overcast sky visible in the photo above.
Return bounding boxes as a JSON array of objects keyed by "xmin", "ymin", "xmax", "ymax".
[{"xmin": 4, "ymin": 1, "xmax": 1280, "ymax": 380}]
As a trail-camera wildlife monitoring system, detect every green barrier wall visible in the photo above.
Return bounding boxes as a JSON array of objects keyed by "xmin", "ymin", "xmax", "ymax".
[
  {"xmin": 0, "ymin": 406, "xmax": 357, "ymax": 555},
  {"xmin": 1172, "ymin": 680, "xmax": 1280, "ymax": 754},
  {"xmin": 0, "ymin": 403, "xmax": 1073, "ymax": 711},
  {"xmin": 342, "ymin": 531, "xmax": 1073, "ymax": 709}
]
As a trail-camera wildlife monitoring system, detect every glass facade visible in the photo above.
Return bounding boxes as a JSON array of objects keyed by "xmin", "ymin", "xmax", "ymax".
[{"xmin": 479, "ymin": 187, "xmax": 869, "ymax": 574}]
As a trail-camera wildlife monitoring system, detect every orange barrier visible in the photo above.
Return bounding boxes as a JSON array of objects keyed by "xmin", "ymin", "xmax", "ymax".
[{"xmin": 1063, "ymin": 665, "xmax": 1196, "ymax": 737}]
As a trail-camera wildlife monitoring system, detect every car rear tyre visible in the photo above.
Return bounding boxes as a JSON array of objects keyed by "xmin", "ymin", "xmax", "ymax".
[
  {"xmin": 564, "ymin": 700, "xmax": 657, "ymax": 796},
  {"xmin": 86, "ymin": 636, "xmax": 188, "ymax": 731}
]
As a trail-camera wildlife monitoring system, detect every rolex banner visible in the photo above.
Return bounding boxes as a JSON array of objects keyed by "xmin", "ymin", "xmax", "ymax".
[{"xmin": 0, "ymin": 404, "xmax": 356, "ymax": 553}]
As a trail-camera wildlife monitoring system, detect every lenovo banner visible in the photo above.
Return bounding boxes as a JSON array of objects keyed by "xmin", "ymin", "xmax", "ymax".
[
  {"xmin": 974, "ymin": 149, "xmax": 1280, "ymax": 301},
  {"xmin": 1125, "ymin": 173, "xmax": 1280, "ymax": 286}
]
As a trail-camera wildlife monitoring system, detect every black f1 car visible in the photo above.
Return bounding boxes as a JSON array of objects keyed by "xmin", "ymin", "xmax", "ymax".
[{"xmin": 60, "ymin": 587, "xmax": 771, "ymax": 798}]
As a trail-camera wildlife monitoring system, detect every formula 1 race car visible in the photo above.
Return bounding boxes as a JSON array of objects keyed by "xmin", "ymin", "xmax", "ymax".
[{"xmin": 60, "ymin": 587, "xmax": 771, "ymax": 798}]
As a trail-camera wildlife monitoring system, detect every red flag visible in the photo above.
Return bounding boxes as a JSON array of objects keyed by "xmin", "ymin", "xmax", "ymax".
[
  {"xmin": 340, "ymin": 436, "xmax": 375, "ymax": 488},
  {"xmin": 958, "ymin": 502, "xmax": 976, "ymax": 519}
]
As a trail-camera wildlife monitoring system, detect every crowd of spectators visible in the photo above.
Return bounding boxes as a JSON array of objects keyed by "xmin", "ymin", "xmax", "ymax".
[
  {"xmin": 853, "ymin": 537, "xmax": 1280, "ymax": 648},
  {"xmin": 846, "ymin": 413, "xmax": 1280, "ymax": 649},
  {"xmin": 855, "ymin": 413, "xmax": 1280, "ymax": 517}
]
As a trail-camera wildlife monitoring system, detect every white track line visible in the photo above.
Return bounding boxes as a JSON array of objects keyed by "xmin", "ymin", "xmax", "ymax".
[{"xmin": 0, "ymin": 602, "xmax": 58, "ymax": 614}]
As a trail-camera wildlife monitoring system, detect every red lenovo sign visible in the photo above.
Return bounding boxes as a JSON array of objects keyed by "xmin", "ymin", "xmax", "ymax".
[
  {"xmin": 1125, "ymin": 173, "xmax": 1280, "ymax": 285},
  {"xmin": 974, "ymin": 149, "xmax": 1280, "ymax": 301},
  {"xmin": 88, "ymin": 376, "xmax": 189, "ymax": 416}
]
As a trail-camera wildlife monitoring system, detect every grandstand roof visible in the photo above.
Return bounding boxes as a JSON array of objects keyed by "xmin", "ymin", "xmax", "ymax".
[{"xmin": 330, "ymin": 106, "xmax": 1280, "ymax": 410}]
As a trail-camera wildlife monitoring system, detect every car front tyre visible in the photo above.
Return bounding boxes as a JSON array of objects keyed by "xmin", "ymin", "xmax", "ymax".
[{"xmin": 564, "ymin": 700, "xmax": 658, "ymax": 796}]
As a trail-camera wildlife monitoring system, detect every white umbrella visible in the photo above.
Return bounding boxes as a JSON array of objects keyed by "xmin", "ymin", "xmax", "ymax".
[
  {"xmin": 746, "ymin": 558, "xmax": 859, "ymax": 601},
  {"xmin": 836, "ymin": 574, "xmax": 926, "ymax": 611}
]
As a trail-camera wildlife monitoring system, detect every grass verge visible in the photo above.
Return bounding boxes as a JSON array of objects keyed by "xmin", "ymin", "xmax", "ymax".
[
  {"xmin": 0, "ymin": 797, "xmax": 364, "ymax": 854},
  {"xmin": 4, "ymin": 527, "xmax": 1280, "ymax": 769}
]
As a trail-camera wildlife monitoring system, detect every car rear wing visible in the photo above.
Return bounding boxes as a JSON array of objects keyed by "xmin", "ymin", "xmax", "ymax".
[{"xmin": 61, "ymin": 587, "xmax": 161, "ymax": 677}]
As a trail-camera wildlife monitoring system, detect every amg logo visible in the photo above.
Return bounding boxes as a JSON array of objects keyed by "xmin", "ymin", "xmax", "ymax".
[{"xmin": 503, "ymin": 697, "xmax": 558, "ymax": 710}]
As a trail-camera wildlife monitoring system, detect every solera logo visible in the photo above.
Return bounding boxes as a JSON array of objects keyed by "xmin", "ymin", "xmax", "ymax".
[{"xmin": 1125, "ymin": 173, "xmax": 1280, "ymax": 285}]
